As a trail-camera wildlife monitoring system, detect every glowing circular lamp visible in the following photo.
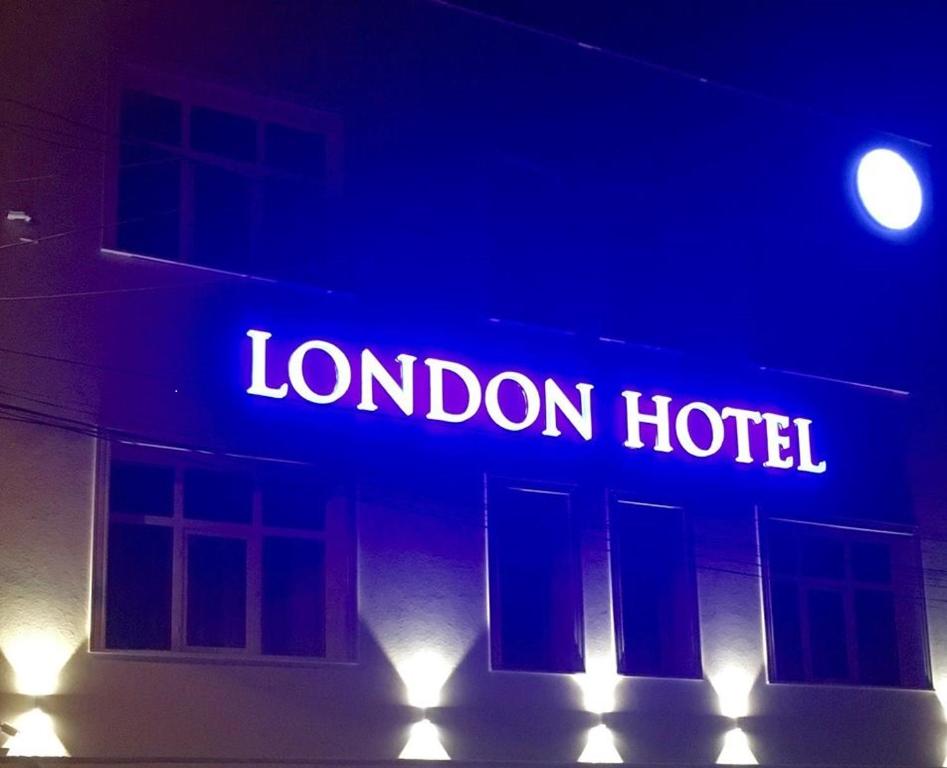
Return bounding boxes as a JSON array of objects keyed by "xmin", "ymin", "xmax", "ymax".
[{"xmin": 855, "ymin": 148, "xmax": 923, "ymax": 231}]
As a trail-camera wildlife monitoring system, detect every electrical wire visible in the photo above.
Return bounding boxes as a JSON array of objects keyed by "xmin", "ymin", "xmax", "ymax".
[
  {"xmin": 0, "ymin": 207, "xmax": 179, "ymax": 252},
  {"xmin": 0, "ymin": 281, "xmax": 224, "ymax": 302},
  {"xmin": 0, "ymin": 121, "xmax": 104, "ymax": 154},
  {"xmin": 0, "ymin": 96, "xmax": 109, "ymax": 137},
  {"xmin": 423, "ymin": 0, "xmax": 932, "ymax": 148},
  {"xmin": 0, "ymin": 155, "xmax": 182, "ymax": 187}
]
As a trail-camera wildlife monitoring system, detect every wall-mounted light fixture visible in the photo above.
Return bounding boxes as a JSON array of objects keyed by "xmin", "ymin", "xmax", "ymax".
[
  {"xmin": 855, "ymin": 147, "xmax": 923, "ymax": 232},
  {"xmin": 397, "ymin": 649, "xmax": 452, "ymax": 760},
  {"xmin": 575, "ymin": 658, "xmax": 623, "ymax": 763},
  {"xmin": 709, "ymin": 665, "xmax": 757, "ymax": 765}
]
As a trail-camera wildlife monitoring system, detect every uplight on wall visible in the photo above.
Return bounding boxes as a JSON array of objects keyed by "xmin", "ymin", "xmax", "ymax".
[
  {"xmin": 709, "ymin": 665, "xmax": 754, "ymax": 720},
  {"xmin": 398, "ymin": 649, "xmax": 452, "ymax": 710},
  {"xmin": 573, "ymin": 658, "xmax": 620, "ymax": 716},
  {"xmin": 0, "ymin": 629, "xmax": 75, "ymax": 697},
  {"xmin": 855, "ymin": 147, "xmax": 923, "ymax": 231}
]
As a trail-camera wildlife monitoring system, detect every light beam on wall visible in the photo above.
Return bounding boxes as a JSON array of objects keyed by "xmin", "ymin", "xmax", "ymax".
[
  {"xmin": 397, "ymin": 649, "xmax": 452, "ymax": 710},
  {"xmin": 5, "ymin": 708, "xmax": 67, "ymax": 758},
  {"xmin": 709, "ymin": 665, "xmax": 754, "ymax": 720},
  {"xmin": 716, "ymin": 727, "xmax": 755, "ymax": 766},
  {"xmin": 578, "ymin": 723, "xmax": 623, "ymax": 764},
  {"xmin": 573, "ymin": 657, "xmax": 619, "ymax": 715},
  {"xmin": 0, "ymin": 629, "xmax": 75, "ymax": 696},
  {"xmin": 399, "ymin": 718, "xmax": 449, "ymax": 761},
  {"xmin": 934, "ymin": 679, "xmax": 947, "ymax": 766}
]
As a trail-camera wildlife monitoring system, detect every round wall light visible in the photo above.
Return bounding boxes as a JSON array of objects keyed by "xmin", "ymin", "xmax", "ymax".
[{"xmin": 855, "ymin": 148, "xmax": 923, "ymax": 231}]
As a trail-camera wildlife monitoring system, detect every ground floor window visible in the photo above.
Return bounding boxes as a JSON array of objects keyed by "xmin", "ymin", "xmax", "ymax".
[
  {"xmin": 762, "ymin": 517, "xmax": 929, "ymax": 688},
  {"xmin": 609, "ymin": 497, "xmax": 701, "ymax": 678},
  {"xmin": 486, "ymin": 479, "xmax": 584, "ymax": 673},
  {"xmin": 94, "ymin": 441, "xmax": 355, "ymax": 660}
]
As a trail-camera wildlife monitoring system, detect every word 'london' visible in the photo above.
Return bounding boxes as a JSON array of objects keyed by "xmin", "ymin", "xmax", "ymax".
[{"xmin": 246, "ymin": 329, "xmax": 827, "ymax": 474}]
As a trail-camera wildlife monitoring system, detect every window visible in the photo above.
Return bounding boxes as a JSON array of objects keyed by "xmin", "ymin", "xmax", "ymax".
[
  {"xmin": 609, "ymin": 498, "xmax": 701, "ymax": 678},
  {"xmin": 487, "ymin": 480, "xmax": 584, "ymax": 672},
  {"xmin": 109, "ymin": 70, "xmax": 342, "ymax": 282},
  {"xmin": 762, "ymin": 518, "xmax": 929, "ymax": 688},
  {"xmin": 96, "ymin": 444, "xmax": 354, "ymax": 660}
]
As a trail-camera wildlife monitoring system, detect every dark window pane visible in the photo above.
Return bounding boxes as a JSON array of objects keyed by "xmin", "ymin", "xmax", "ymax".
[
  {"xmin": 262, "ymin": 538, "xmax": 326, "ymax": 656},
  {"xmin": 191, "ymin": 107, "xmax": 257, "ymax": 162},
  {"xmin": 116, "ymin": 142, "xmax": 180, "ymax": 260},
  {"xmin": 770, "ymin": 580, "xmax": 805, "ymax": 682},
  {"xmin": 852, "ymin": 541, "xmax": 893, "ymax": 584},
  {"xmin": 612, "ymin": 503, "xmax": 700, "ymax": 678},
  {"xmin": 261, "ymin": 474, "xmax": 327, "ymax": 530},
  {"xmin": 120, "ymin": 90, "xmax": 182, "ymax": 146},
  {"xmin": 192, "ymin": 163, "xmax": 253, "ymax": 272},
  {"xmin": 110, "ymin": 461, "xmax": 173, "ymax": 517},
  {"xmin": 488, "ymin": 485, "xmax": 582, "ymax": 672},
  {"xmin": 183, "ymin": 468, "xmax": 252, "ymax": 523},
  {"xmin": 808, "ymin": 588, "xmax": 849, "ymax": 681},
  {"xmin": 855, "ymin": 589, "xmax": 900, "ymax": 686},
  {"xmin": 106, "ymin": 523, "xmax": 172, "ymax": 649},
  {"xmin": 259, "ymin": 177, "xmax": 323, "ymax": 280},
  {"xmin": 186, "ymin": 535, "xmax": 246, "ymax": 648},
  {"xmin": 800, "ymin": 533, "xmax": 845, "ymax": 580},
  {"xmin": 768, "ymin": 522, "xmax": 797, "ymax": 576},
  {"xmin": 265, "ymin": 123, "xmax": 326, "ymax": 178}
]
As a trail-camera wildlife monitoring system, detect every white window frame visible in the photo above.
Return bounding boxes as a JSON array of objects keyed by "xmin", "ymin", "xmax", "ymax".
[
  {"xmin": 484, "ymin": 475, "xmax": 586, "ymax": 674},
  {"xmin": 91, "ymin": 439, "xmax": 356, "ymax": 663},
  {"xmin": 761, "ymin": 516, "xmax": 931, "ymax": 689},
  {"xmin": 103, "ymin": 64, "xmax": 343, "ymax": 276},
  {"xmin": 607, "ymin": 495, "xmax": 703, "ymax": 680}
]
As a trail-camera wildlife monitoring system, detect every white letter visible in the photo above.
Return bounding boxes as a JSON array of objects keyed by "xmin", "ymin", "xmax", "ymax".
[
  {"xmin": 762, "ymin": 413, "xmax": 794, "ymax": 469},
  {"xmin": 721, "ymin": 406, "xmax": 763, "ymax": 463},
  {"xmin": 794, "ymin": 417, "xmax": 827, "ymax": 474},
  {"xmin": 622, "ymin": 392, "xmax": 673, "ymax": 452},
  {"xmin": 425, "ymin": 358, "xmax": 482, "ymax": 423},
  {"xmin": 246, "ymin": 329, "xmax": 288, "ymax": 399},
  {"xmin": 357, "ymin": 349, "xmax": 417, "ymax": 415},
  {"xmin": 675, "ymin": 401, "xmax": 725, "ymax": 458},
  {"xmin": 542, "ymin": 380, "xmax": 594, "ymax": 440},
  {"xmin": 288, "ymin": 340, "xmax": 352, "ymax": 404},
  {"xmin": 484, "ymin": 371, "xmax": 541, "ymax": 432}
]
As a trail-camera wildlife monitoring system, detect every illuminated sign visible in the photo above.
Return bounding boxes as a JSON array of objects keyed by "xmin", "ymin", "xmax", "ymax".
[{"xmin": 246, "ymin": 329, "xmax": 827, "ymax": 474}]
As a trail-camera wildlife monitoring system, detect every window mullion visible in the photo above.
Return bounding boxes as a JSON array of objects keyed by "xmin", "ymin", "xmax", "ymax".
[
  {"xmin": 798, "ymin": 579, "xmax": 813, "ymax": 681},
  {"xmin": 844, "ymin": 545, "xmax": 860, "ymax": 684},
  {"xmin": 170, "ymin": 468, "xmax": 186, "ymax": 652},
  {"xmin": 246, "ymin": 484, "xmax": 263, "ymax": 655},
  {"xmin": 323, "ymin": 492, "xmax": 349, "ymax": 661}
]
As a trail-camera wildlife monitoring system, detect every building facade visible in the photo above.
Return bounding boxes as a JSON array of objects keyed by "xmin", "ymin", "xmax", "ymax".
[{"xmin": 1, "ymin": 2, "xmax": 947, "ymax": 766}]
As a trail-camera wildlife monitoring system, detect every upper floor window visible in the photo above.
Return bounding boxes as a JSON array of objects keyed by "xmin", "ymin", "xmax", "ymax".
[
  {"xmin": 95, "ymin": 442, "xmax": 355, "ymax": 661},
  {"xmin": 762, "ymin": 518, "xmax": 929, "ymax": 688},
  {"xmin": 107, "ymin": 69, "xmax": 342, "ymax": 281},
  {"xmin": 609, "ymin": 497, "xmax": 701, "ymax": 679},
  {"xmin": 486, "ymin": 479, "xmax": 584, "ymax": 673}
]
